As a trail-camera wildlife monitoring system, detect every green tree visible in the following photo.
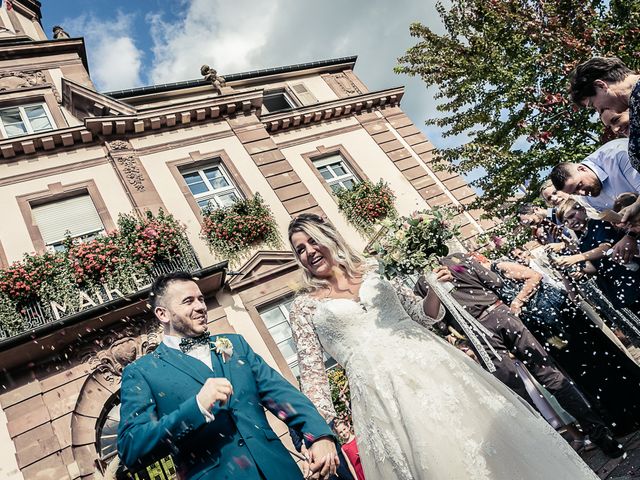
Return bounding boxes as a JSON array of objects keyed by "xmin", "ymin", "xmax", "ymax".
[{"xmin": 396, "ymin": 0, "xmax": 640, "ymax": 213}]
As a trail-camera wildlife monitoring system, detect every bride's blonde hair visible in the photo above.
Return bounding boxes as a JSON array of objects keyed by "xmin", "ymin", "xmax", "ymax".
[{"xmin": 288, "ymin": 214, "xmax": 365, "ymax": 292}]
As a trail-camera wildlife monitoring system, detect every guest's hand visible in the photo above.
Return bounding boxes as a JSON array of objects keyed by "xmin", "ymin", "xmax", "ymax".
[
  {"xmin": 544, "ymin": 242, "xmax": 565, "ymax": 253},
  {"xmin": 553, "ymin": 255, "xmax": 580, "ymax": 267},
  {"xmin": 307, "ymin": 437, "xmax": 339, "ymax": 479},
  {"xmin": 611, "ymin": 235, "xmax": 638, "ymax": 264},
  {"xmin": 569, "ymin": 270, "xmax": 586, "ymax": 280},
  {"xmin": 433, "ymin": 265, "xmax": 454, "ymax": 283},
  {"xmin": 510, "ymin": 300, "xmax": 523, "ymax": 316},
  {"xmin": 196, "ymin": 378, "xmax": 234, "ymax": 410},
  {"xmin": 619, "ymin": 200, "xmax": 640, "ymax": 226}
]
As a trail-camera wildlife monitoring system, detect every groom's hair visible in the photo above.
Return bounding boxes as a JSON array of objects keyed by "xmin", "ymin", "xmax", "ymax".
[{"xmin": 150, "ymin": 271, "xmax": 196, "ymax": 310}]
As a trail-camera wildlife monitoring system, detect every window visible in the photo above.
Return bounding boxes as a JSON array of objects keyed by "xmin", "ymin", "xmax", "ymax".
[
  {"xmin": 0, "ymin": 103, "xmax": 54, "ymax": 138},
  {"xmin": 97, "ymin": 395, "xmax": 178, "ymax": 479},
  {"xmin": 262, "ymin": 91, "xmax": 296, "ymax": 113},
  {"xmin": 181, "ymin": 162, "xmax": 242, "ymax": 210},
  {"xmin": 31, "ymin": 194, "xmax": 105, "ymax": 251},
  {"xmin": 313, "ymin": 153, "xmax": 359, "ymax": 192},
  {"xmin": 259, "ymin": 298, "xmax": 336, "ymax": 380}
]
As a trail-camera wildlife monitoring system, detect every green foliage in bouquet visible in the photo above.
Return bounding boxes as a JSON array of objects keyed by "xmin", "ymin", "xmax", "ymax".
[
  {"xmin": 200, "ymin": 193, "xmax": 281, "ymax": 264},
  {"xmin": 374, "ymin": 207, "xmax": 460, "ymax": 278},
  {"xmin": 327, "ymin": 366, "xmax": 352, "ymax": 425},
  {"xmin": 335, "ymin": 180, "xmax": 396, "ymax": 235}
]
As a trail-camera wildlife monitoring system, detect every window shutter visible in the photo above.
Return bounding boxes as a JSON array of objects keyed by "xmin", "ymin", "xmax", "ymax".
[
  {"xmin": 290, "ymin": 82, "xmax": 318, "ymax": 106},
  {"xmin": 32, "ymin": 194, "xmax": 104, "ymax": 245}
]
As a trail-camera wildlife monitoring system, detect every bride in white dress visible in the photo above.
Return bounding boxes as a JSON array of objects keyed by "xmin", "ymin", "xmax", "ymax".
[{"xmin": 287, "ymin": 214, "xmax": 597, "ymax": 480}]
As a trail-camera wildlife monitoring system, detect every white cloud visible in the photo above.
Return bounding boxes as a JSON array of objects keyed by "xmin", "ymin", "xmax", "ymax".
[
  {"xmin": 62, "ymin": 12, "xmax": 143, "ymax": 91},
  {"xmin": 147, "ymin": 0, "xmax": 279, "ymax": 84},
  {"xmin": 145, "ymin": 0, "xmax": 452, "ymax": 148}
]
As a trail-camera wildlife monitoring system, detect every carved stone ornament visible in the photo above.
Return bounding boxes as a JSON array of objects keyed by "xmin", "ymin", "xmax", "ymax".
[
  {"xmin": 107, "ymin": 140, "xmax": 130, "ymax": 151},
  {"xmin": 52, "ymin": 25, "xmax": 70, "ymax": 40},
  {"xmin": 334, "ymin": 72, "xmax": 362, "ymax": 96},
  {"xmin": 77, "ymin": 320, "xmax": 162, "ymax": 384},
  {"xmin": 115, "ymin": 154, "xmax": 146, "ymax": 192},
  {"xmin": 201, "ymin": 64, "xmax": 227, "ymax": 94},
  {"xmin": 0, "ymin": 70, "xmax": 61, "ymax": 102}
]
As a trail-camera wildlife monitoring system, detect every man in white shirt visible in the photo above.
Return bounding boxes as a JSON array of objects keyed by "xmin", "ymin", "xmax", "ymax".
[{"xmin": 549, "ymin": 138, "xmax": 640, "ymax": 263}]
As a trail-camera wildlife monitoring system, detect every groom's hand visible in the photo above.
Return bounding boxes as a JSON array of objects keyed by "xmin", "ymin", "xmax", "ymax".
[
  {"xmin": 196, "ymin": 378, "xmax": 234, "ymax": 410},
  {"xmin": 307, "ymin": 437, "xmax": 339, "ymax": 479}
]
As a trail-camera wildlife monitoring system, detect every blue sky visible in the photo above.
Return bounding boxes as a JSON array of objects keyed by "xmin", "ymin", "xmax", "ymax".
[{"xmin": 40, "ymin": 0, "xmax": 482, "ymax": 185}]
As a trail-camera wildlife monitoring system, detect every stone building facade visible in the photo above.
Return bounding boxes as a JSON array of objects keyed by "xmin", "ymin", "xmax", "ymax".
[{"xmin": 0, "ymin": 2, "xmax": 490, "ymax": 478}]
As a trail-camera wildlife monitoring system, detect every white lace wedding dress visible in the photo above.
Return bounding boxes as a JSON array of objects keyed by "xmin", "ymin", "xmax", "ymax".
[{"xmin": 289, "ymin": 267, "xmax": 598, "ymax": 480}]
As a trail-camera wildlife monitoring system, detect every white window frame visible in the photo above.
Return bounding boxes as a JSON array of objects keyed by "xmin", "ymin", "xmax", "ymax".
[
  {"xmin": 181, "ymin": 161, "xmax": 243, "ymax": 210},
  {"xmin": 261, "ymin": 89, "xmax": 297, "ymax": 114},
  {"xmin": 313, "ymin": 154, "xmax": 359, "ymax": 192},
  {"xmin": 0, "ymin": 102, "xmax": 55, "ymax": 138},
  {"xmin": 259, "ymin": 299, "xmax": 336, "ymax": 381}
]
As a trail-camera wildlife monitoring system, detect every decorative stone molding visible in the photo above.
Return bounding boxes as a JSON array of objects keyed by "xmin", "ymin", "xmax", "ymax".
[
  {"xmin": 333, "ymin": 72, "xmax": 362, "ymax": 95},
  {"xmin": 0, "ymin": 69, "xmax": 61, "ymax": 102},
  {"xmin": 0, "ymin": 70, "xmax": 47, "ymax": 90},
  {"xmin": 77, "ymin": 320, "xmax": 161, "ymax": 384},
  {"xmin": 115, "ymin": 155, "xmax": 145, "ymax": 191},
  {"xmin": 106, "ymin": 139, "xmax": 129, "ymax": 151},
  {"xmin": 262, "ymin": 86, "xmax": 404, "ymax": 133}
]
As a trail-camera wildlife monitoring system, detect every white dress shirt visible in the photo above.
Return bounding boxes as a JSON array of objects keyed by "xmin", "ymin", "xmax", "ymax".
[
  {"xmin": 163, "ymin": 334, "xmax": 215, "ymax": 422},
  {"xmin": 579, "ymin": 138, "xmax": 640, "ymax": 212}
]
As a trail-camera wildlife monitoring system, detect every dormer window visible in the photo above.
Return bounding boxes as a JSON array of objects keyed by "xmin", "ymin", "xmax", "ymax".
[
  {"xmin": 0, "ymin": 103, "xmax": 55, "ymax": 138},
  {"xmin": 262, "ymin": 90, "xmax": 296, "ymax": 114}
]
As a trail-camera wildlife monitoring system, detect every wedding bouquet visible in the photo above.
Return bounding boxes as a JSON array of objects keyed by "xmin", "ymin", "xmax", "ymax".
[{"xmin": 373, "ymin": 207, "xmax": 459, "ymax": 278}]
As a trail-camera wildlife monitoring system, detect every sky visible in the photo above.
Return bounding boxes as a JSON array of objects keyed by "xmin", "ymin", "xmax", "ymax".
[{"xmin": 41, "ymin": 0, "xmax": 479, "ymax": 182}]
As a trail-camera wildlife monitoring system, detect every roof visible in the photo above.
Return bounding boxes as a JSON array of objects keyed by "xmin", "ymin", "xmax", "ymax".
[{"xmin": 104, "ymin": 55, "xmax": 358, "ymax": 99}]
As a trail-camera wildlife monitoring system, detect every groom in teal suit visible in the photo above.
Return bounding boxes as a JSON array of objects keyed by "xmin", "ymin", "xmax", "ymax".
[{"xmin": 118, "ymin": 271, "xmax": 338, "ymax": 479}]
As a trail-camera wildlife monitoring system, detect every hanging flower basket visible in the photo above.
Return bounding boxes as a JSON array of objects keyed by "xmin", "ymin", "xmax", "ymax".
[
  {"xmin": 0, "ymin": 209, "xmax": 196, "ymax": 337},
  {"xmin": 200, "ymin": 193, "xmax": 281, "ymax": 264},
  {"xmin": 335, "ymin": 180, "xmax": 396, "ymax": 235}
]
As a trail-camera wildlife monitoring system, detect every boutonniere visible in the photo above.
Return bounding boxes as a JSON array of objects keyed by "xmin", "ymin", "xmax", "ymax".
[{"xmin": 212, "ymin": 337, "xmax": 233, "ymax": 363}]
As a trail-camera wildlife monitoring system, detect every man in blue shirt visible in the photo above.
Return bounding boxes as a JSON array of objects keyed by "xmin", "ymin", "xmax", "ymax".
[{"xmin": 549, "ymin": 138, "xmax": 640, "ymax": 263}]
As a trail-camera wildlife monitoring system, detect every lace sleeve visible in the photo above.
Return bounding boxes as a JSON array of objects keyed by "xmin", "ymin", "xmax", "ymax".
[
  {"xmin": 289, "ymin": 295, "xmax": 337, "ymax": 422},
  {"xmin": 390, "ymin": 276, "xmax": 445, "ymax": 328}
]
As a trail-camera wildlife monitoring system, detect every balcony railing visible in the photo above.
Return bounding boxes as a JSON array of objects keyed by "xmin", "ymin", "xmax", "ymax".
[{"xmin": 0, "ymin": 249, "xmax": 201, "ymax": 341}]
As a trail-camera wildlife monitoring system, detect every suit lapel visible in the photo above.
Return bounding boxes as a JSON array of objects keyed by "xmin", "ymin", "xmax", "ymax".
[
  {"xmin": 210, "ymin": 336, "xmax": 235, "ymax": 406},
  {"xmin": 154, "ymin": 343, "xmax": 212, "ymax": 385}
]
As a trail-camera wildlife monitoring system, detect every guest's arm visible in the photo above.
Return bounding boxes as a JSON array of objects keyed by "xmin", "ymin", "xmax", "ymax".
[
  {"xmin": 341, "ymin": 446, "xmax": 359, "ymax": 480},
  {"xmin": 554, "ymin": 242, "xmax": 612, "ymax": 267},
  {"xmin": 493, "ymin": 261, "xmax": 542, "ymax": 315}
]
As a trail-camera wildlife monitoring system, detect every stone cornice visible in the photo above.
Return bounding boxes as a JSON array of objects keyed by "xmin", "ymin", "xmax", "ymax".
[
  {"xmin": 0, "ymin": 125, "xmax": 93, "ymax": 159},
  {"xmin": 62, "ymin": 78, "xmax": 136, "ymax": 118},
  {"xmin": 0, "ymin": 88, "xmax": 265, "ymax": 159},
  {"xmin": 262, "ymin": 86, "xmax": 404, "ymax": 133},
  {"xmin": 83, "ymin": 88, "xmax": 264, "ymax": 136},
  {"xmin": 0, "ymin": 38, "xmax": 89, "ymax": 72}
]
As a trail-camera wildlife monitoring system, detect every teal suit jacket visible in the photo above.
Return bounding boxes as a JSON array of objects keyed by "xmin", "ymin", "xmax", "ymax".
[{"xmin": 117, "ymin": 334, "xmax": 333, "ymax": 479}]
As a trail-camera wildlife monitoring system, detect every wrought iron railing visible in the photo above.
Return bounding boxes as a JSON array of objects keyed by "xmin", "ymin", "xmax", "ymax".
[{"xmin": 0, "ymin": 249, "xmax": 201, "ymax": 341}]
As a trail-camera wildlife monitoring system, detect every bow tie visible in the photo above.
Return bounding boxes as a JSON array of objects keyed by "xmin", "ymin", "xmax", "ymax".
[{"xmin": 179, "ymin": 333, "xmax": 210, "ymax": 353}]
